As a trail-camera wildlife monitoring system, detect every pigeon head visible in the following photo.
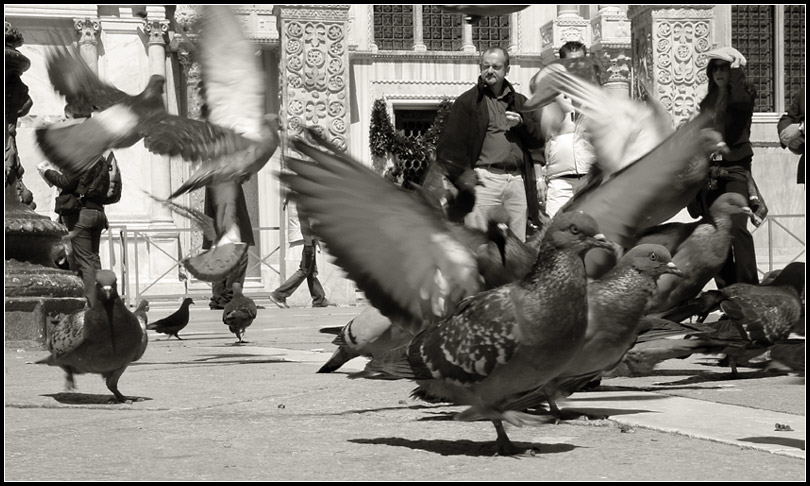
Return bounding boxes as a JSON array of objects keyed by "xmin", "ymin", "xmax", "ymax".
[
  {"xmin": 767, "ymin": 262, "xmax": 806, "ymax": 295},
  {"xmin": 547, "ymin": 211, "xmax": 615, "ymax": 255},
  {"xmin": 710, "ymin": 192, "xmax": 752, "ymax": 221},
  {"xmin": 182, "ymin": 297, "xmax": 195, "ymax": 307},
  {"xmin": 95, "ymin": 270, "xmax": 119, "ymax": 302},
  {"xmin": 623, "ymin": 243, "xmax": 683, "ymax": 279},
  {"xmin": 136, "ymin": 299, "xmax": 150, "ymax": 312}
]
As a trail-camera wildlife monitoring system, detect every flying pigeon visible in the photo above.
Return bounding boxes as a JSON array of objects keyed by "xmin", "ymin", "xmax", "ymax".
[
  {"xmin": 503, "ymin": 244, "xmax": 684, "ymax": 417},
  {"xmin": 524, "ymin": 58, "xmax": 727, "ymax": 278},
  {"xmin": 437, "ymin": 5, "xmax": 529, "ymax": 24},
  {"xmin": 36, "ymin": 270, "xmax": 148, "ymax": 403},
  {"xmin": 223, "ymin": 282, "xmax": 258, "ymax": 344},
  {"xmin": 642, "ymin": 192, "xmax": 754, "ymax": 314},
  {"xmin": 280, "ymin": 129, "xmax": 537, "ymax": 337},
  {"xmin": 362, "ymin": 211, "xmax": 615, "ymax": 455},
  {"xmin": 36, "ymin": 5, "xmax": 280, "ymax": 200},
  {"xmin": 146, "ymin": 297, "xmax": 194, "ymax": 340}
]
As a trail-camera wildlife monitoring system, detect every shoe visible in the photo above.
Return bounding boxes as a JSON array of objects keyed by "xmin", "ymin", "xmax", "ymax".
[
  {"xmin": 269, "ymin": 292, "xmax": 289, "ymax": 308},
  {"xmin": 312, "ymin": 299, "xmax": 330, "ymax": 308}
]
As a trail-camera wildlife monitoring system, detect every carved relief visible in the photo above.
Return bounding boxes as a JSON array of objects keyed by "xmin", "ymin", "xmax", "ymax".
[
  {"xmin": 143, "ymin": 19, "xmax": 169, "ymax": 45},
  {"xmin": 280, "ymin": 7, "xmax": 350, "ymax": 154}
]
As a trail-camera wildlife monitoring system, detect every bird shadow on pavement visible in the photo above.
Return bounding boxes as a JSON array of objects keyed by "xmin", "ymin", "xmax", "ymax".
[
  {"xmin": 737, "ymin": 436, "xmax": 806, "ymax": 451},
  {"xmin": 349, "ymin": 437, "xmax": 577, "ymax": 457},
  {"xmin": 333, "ymin": 403, "xmax": 449, "ymax": 416},
  {"xmin": 41, "ymin": 392, "xmax": 153, "ymax": 405},
  {"xmin": 649, "ymin": 369, "xmax": 790, "ymax": 386},
  {"xmin": 132, "ymin": 354, "xmax": 295, "ymax": 367}
]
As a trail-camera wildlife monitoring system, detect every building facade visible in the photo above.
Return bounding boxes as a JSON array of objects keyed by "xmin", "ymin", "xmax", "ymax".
[{"xmin": 6, "ymin": 5, "xmax": 805, "ymax": 306}]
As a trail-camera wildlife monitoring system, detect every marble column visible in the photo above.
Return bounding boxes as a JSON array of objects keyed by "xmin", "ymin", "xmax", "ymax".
[
  {"xmin": 73, "ymin": 17, "xmax": 100, "ymax": 74},
  {"xmin": 412, "ymin": 5, "xmax": 427, "ymax": 52},
  {"xmin": 540, "ymin": 5, "xmax": 590, "ymax": 63},
  {"xmin": 461, "ymin": 21, "xmax": 475, "ymax": 52},
  {"xmin": 142, "ymin": 17, "xmax": 173, "ymax": 223},
  {"xmin": 628, "ymin": 5, "xmax": 715, "ymax": 127},
  {"xmin": 366, "ymin": 5, "xmax": 378, "ymax": 53},
  {"xmin": 590, "ymin": 5, "xmax": 632, "ymax": 98}
]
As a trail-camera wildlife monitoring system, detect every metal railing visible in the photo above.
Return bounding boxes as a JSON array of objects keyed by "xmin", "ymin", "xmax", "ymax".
[
  {"xmin": 750, "ymin": 213, "xmax": 806, "ymax": 275},
  {"xmin": 104, "ymin": 225, "xmax": 283, "ymax": 306}
]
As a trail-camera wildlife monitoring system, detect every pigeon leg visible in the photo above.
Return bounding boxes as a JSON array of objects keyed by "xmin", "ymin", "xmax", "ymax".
[
  {"xmin": 491, "ymin": 420, "xmax": 537, "ymax": 456},
  {"xmin": 62, "ymin": 367, "xmax": 76, "ymax": 391},
  {"xmin": 728, "ymin": 356, "xmax": 739, "ymax": 378},
  {"xmin": 104, "ymin": 366, "xmax": 140, "ymax": 404},
  {"xmin": 174, "ymin": 334, "xmax": 183, "ymax": 340}
]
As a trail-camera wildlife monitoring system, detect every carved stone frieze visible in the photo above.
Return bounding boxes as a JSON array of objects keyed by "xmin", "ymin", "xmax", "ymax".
[
  {"xmin": 278, "ymin": 5, "xmax": 351, "ymax": 154},
  {"xmin": 629, "ymin": 5, "xmax": 714, "ymax": 127}
]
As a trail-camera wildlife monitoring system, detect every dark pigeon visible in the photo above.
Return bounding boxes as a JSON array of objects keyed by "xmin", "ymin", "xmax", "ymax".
[
  {"xmin": 146, "ymin": 297, "xmax": 194, "ymax": 340},
  {"xmin": 223, "ymin": 283, "xmax": 257, "ymax": 344},
  {"xmin": 644, "ymin": 192, "xmax": 754, "ymax": 314},
  {"xmin": 36, "ymin": 270, "xmax": 148, "ymax": 403},
  {"xmin": 362, "ymin": 211, "xmax": 615, "ymax": 455}
]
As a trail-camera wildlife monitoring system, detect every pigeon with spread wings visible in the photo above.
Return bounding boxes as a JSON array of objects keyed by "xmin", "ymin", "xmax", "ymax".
[
  {"xmin": 280, "ymin": 129, "xmax": 532, "ymax": 336},
  {"xmin": 36, "ymin": 5, "xmax": 279, "ymax": 200}
]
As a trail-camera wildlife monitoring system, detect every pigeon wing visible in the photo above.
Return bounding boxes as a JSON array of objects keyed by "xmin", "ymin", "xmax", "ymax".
[
  {"xmin": 46, "ymin": 46, "xmax": 129, "ymax": 115},
  {"xmin": 283, "ymin": 137, "xmax": 481, "ymax": 331},
  {"xmin": 46, "ymin": 311, "xmax": 87, "ymax": 359}
]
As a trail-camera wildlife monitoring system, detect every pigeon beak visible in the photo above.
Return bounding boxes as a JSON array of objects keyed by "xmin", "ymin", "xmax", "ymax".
[
  {"xmin": 665, "ymin": 262, "xmax": 684, "ymax": 277},
  {"xmin": 592, "ymin": 233, "xmax": 617, "ymax": 252},
  {"xmin": 102, "ymin": 285, "xmax": 113, "ymax": 300}
]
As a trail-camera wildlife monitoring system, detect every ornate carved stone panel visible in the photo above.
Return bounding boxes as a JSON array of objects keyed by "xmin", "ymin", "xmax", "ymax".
[
  {"xmin": 277, "ymin": 5, "xmax": 351, "ymax": 155},
  {"xmin": 629, "ymin": 6, "xmax": 714, "ymax": 127},
  {"xmin": 590, "ymin": 6, "xmax": 631, "ymax": 93}
]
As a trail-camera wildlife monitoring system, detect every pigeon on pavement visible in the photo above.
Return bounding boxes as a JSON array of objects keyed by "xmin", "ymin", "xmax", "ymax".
[
  {"xmin": 644, "ymin": 192, "xmax": 754, "ymax": 314},
  {"xmin": 495, "ymin": 244, "xmax": 683, "ymax": 417},
  {"xmin": 362, "ymin": 211, "xmax": 615, "ymax": 455},
  {"xmin": 146, "ymin": 297, "xmax": 194, "ymax": 340},
  {"xmin": 36, "ymin": 270, "xmax": 148, "ymax": 403},
  {"xmin": 133, "ymin": 299, "xmax": 150, "ymax": 328},
  {"xmin": 36, "ymin": 5, "xmax": 279, "ymax": 200},
  {"xmin": 223, "ymin": 283, "xmax": 258, "ymax": 344}
]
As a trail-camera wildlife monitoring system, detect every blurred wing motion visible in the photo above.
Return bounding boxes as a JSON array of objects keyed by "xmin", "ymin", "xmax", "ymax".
[
  {"xmin": 281, "ymin": 129, "xmax": 490, "ymax": 334},
  {"xmin": 144, "ymin": 191, "xmax": 217, "ymax": 242},
  {"xmin": 437, "ymin": 5, "xmax": 529, "ymax": 24}
]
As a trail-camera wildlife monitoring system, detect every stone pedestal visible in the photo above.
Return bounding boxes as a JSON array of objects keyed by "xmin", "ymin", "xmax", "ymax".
[
  {"xmin": 628, "ymin": 5, "xmax": 715, "ymax": 127},
  {"xmin": 5, "ymin": 21, "xmax": 85, "ymax": 346}
]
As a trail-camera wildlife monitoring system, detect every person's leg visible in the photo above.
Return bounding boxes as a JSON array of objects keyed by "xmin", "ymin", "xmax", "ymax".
[
  {"xmin": 72, "ymin": 209, "xmax": 105, "ymax": 305},
  {"xmin": 545, "ymin": 177, "xmax": 576, "ymax": 219},
  {"xmin": 217, "ymin": 251, "xmax": 249, "ymax": 307},
  {"xmin": 274, "ymin": 246, "xmax": 308, "ymax": 299},
  {"xmin": 502, "ymin": 174, "xmax": 528, "ymax": 241},
  {"xmin": 210, "ymin": 279, "xmax": 227, "ymax": 309},
  {"xmin": 302, "ymin": 244, "xmax": 327, "ymax": 305},
  {"xmin": 464, "ymin": 169, "xmax": 506, "ymax": 233},
  {"xmin": 714, "ymin": 174, "xmax": 759, "ymax": 287}
]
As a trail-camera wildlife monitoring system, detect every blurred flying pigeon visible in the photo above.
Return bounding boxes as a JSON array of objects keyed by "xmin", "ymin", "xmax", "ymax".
[
  {"xmin": 437, "ymin": 5, "xmax": 529, "ymax": 24},
  {"xmin": 36, "ymin": 270, "xmax": 148, "ymax": 403},
  {"xmin": 146, "ymin": 297, "xmax": 194, "ymax": 340},
  {"xmin": 223, "ymin": 283, "xmax": 257, "ymax": 344},
  {"xmin": 362, "ymin": 211, "xmax": 615, "ymax": 455},
  {"xmin": 642, "ymin": 193, "xmax": 754, "ymax": 314},
  {"xmin": 36, "ymin": 5, "xmax": 280, "ymax": 200},
  {"xmin": 280, "ymin": 128, "xmax": 537, "ymax": 337},
  {"xmin": 525, "ymin": 58, "xmax": 727, "ymax": 278}
]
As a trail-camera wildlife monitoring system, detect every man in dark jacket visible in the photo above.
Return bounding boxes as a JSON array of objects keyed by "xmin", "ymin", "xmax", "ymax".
[{"xmin": 436, "ymin": 46, "xmax": 543, "ymax": 241}]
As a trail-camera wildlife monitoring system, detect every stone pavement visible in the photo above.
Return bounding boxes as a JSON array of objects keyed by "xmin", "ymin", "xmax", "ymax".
[{"xmin": 4, "ymin": 304, "xmax": 805, "ymax": 481}]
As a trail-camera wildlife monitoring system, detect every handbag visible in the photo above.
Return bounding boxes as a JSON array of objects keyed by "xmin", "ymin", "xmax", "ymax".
[{"xmin": 54, "ymin": 194, "xmax": 80, "ymax": 215}]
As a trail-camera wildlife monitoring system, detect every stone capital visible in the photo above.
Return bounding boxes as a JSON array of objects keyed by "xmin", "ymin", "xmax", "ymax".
[
  {"xmin": 73, "ymin": 17, "xmax": 101, "ymax": 46},
  {"xmin": 143, "ymin": 19, "xmax": 170, "ymax": 46}
]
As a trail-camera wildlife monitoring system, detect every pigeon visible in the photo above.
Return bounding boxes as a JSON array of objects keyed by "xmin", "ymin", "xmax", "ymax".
[
  {"xmin": 36, "ymin": 5, "xmax": 280, "ymax": 200},
  {"xmin": 643, "ymin": 193, "xmax": 754, "ymax": 314},
  {"xmin": 133, "ymin": 299, "xmax": 150, "ymax": 328},
  {"xmin": 524, "ymin": 58, "xmax": 727, "ymax": 278},
  {"xmin": 506, "ymin": 244, "xmax": 684, "ymax": 417},
  {"xmin": 223, "ymin": 282, "xmax": 257, "ymax": 344},
  {"xmin": 146, "ymin": 297, "xmax": 194, "ymax": 340},
  {"xmin": 280, "ymin": 128, "xmax": 537, "ymax": 337},
  {"xmin": 36, "ymin": 270, "xmax": 148, "ymax": 403},
  {"xmin": 616, "ymin": 262, "xmax": 805, "ymax": 377},
  {"xmin": 362, "ymin": 211, "xmax": 615, "ymax": 455},
  {"xmin": 437, "ymin": 5, "xmax": 530, "ymax": 24},
  {"xmin": 317, "ymin": 306, "xmax": 414, "ymax": 374}
]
